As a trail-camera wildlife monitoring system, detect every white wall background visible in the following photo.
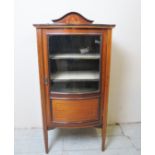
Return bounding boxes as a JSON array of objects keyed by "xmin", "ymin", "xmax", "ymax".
[{"xmin": 15, "ymin": 0, "xmax": 141, "ymax": 128}]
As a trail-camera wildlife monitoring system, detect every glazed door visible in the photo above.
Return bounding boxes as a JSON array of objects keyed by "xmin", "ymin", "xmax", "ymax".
[
  {"xmin": 42, "ymin": 29, "xmax": 104, "ymax": 125},
  {"xmin": 48, "ymin": 34, "xmax": 102, "ymax": 95}
]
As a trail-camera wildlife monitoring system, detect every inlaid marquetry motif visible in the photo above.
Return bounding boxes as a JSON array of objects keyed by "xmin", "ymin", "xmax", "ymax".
[{"xmin": 52, "ymin": 12, "xmax": 93, "ymax": 24}]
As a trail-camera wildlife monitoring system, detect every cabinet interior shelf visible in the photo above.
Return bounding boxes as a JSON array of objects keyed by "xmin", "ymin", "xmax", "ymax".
[
  {"xmin": 49, "ymin": 54, "xmax": 100, "ymax": 59},
  {"xmin": 51, "ymin": 71, "xmax": 99, "ymax": 81}
]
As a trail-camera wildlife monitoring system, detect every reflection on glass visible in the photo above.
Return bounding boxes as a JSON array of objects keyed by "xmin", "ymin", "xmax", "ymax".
[
  {"xmin": 51, "ymin": 81, "xmax": 99, "ymax": 93},
  {"xmin": 48, "ymin": 35, "xmax": 101, "ymax": 93}
]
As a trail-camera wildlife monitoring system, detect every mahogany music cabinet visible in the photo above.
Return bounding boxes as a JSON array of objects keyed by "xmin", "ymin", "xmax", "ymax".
[{"xmin": 33, "ymin": 12, "xmax": 115, "ymax": 153}]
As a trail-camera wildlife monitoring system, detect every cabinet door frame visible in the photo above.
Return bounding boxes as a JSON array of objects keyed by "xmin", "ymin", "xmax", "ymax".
[{"xmin": 42, "ymin": 28, "xmax": 107, "ymax": 128}]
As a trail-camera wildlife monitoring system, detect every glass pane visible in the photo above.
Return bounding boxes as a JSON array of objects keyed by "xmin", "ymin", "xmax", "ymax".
[
  {"xmin": 51, "ymin": 81, "xmax": 99, "ymax": 93},
  {"xmin": 48, "ymin": 35, "xmax": 101, "ymax": 93},
  {"xmin": 49, "ymin": 35, "xmax": 100, "ymax": 55},
  {"xmin": 50, "ymin": 59, "xmax": 99, "ymax": 72}
]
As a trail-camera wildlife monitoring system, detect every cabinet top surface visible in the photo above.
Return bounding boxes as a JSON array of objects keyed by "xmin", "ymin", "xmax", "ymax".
[{"xmin": 33, "ymin": 12, "xmax": 115, "ymax": 29}]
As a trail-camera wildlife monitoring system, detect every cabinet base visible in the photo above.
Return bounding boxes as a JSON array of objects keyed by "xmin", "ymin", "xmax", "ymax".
[{"xmin": 43, "ymin": 124, "xmax": 106, "ymax": 154}]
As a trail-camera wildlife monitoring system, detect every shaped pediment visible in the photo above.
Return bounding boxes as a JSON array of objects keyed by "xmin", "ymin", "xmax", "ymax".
[{"xmin": 52, "ymin": 12, "xmax": 93, "ymax": 24}]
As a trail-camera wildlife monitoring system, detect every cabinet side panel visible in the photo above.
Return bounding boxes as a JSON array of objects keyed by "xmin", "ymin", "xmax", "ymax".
[
  {"xmin": 100, "ymin": 31, "xmax": 107, "ymax": 122},
  {"xmin": 36, "ymin": 29, "xmax": 49, "ymax": 152},
  {"xmin": 101, "ymin": 29, "xmax": 112, "ymax": 144},
  {"xmin": 36, "ymin": 29, "xmax": 48, "ymax": 129}
]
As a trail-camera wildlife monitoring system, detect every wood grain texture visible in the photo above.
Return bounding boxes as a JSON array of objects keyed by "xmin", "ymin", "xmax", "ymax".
[
  {"xmin": 48, "ymin": 120, "xmax": 101, "ymax": 128},
  {"xmin": 33, "ymin": 24, "xmax": 115, "ymax": 29},
  {"xmin": 51, "ymin": 92, "xmax": 100, "ymax": 100},
  {"xmin": 42, "ymin": 29, "xmax": 53, "ymax": 127},
  {"xmin": 52, "ymin": 12, "xmax": 93, "ymax": 24},
  {"xmin": 52, "ymin": 98, "xmax": 99, "ymax": 123},
  {"xmin": 36, "ymin": 29, "xmax": 48, "ymax": 153},
  {"xmin": 101, "ymin": 29, "xmax": 112, "ymax": 151}
]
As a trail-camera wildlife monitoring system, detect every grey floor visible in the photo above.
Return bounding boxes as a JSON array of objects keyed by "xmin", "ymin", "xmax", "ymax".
[{"xmin": 15, "ymin": 123, "xmax": 141, "ymax": 155}]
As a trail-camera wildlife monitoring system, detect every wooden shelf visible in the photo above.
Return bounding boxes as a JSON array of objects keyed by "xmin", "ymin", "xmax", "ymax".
[
  {"xmin": 49, "ymin": 54, "xmax": 100, "ymax": 59},
  {"xmin": 51, "ymin": 71, "xmax": 99, "ymax": 81}
]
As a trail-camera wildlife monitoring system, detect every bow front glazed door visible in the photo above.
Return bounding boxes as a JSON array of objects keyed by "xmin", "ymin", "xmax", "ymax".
[
  {"xmin": 49, "ymin": 34, "xmax": 101, "ymax": 94},
  {"xmin": 42, "ymin": 30, "xmax": 103, "ymax": 125}
]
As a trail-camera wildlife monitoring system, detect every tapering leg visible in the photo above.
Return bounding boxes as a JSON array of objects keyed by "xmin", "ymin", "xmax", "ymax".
[
  {"xmin": 102, "ymin": 124, "xmax": 106, "ymax": 151},
  {"xmin": 43, "ymin": 128, "xmax": 48, "ymax": 153}
]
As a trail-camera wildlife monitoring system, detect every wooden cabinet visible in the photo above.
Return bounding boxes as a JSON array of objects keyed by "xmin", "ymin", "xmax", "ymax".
[{"xmin": 34, "ymin": 12, "xmax": 115, "ymax": 153}]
